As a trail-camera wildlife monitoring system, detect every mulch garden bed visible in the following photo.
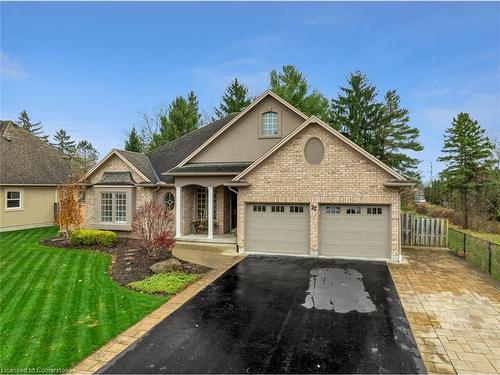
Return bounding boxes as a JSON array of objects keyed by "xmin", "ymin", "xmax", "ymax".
[{"xmin": 41, "ymin": 238, "xmax": 210, "ymax": 287}]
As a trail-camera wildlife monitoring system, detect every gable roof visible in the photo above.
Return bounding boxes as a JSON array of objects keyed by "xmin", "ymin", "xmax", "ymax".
[
  {"xmin": 115, "ymin": 149, "xmax": 158, "ymax": 183},
  {"xmin": 81, "ymin": 114, "xmax": 238, "ymax": 185},
  {"xmin": 146, "ymin": 113, "xmax": 238, "ymax": 183},
  {"xmin": 0, "ymin": 121, "xmax": 73, "ymax": 185},
  {"xmin": 233, "ymin": 116, "xmax": 407, "ymax": 182},
  {"xmin": 174, "ymin": 90, "xmax": 309, "ymax": 169}
]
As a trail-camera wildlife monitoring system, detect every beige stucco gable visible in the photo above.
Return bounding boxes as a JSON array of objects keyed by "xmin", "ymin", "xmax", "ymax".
[
  {"xmin": 84, "ymin": 154, "xmax": 148, "ymax": 185},
  {"xmin": 191, "ymin": 96, "xmax": 305, "ymax": 163}
]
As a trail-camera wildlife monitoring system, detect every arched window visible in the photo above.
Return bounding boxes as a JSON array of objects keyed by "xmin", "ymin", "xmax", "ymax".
[
  {"xmin": 262, "ymin": 111, "xmax": 278, "ymax": 136},
  {"xmin": 164, "ymin": 192, "xmax": 175, "ymax": 211}
]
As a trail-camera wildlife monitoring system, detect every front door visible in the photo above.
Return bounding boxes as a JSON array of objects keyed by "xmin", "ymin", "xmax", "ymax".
[{"xmin": 230, "ymin": 191, "xmax": 237, "ymax": 229}]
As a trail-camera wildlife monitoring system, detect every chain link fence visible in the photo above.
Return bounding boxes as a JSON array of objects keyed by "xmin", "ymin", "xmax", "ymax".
[{"xmin": 448, "ymin": 228, "xmax": 499, "ymax": 280}]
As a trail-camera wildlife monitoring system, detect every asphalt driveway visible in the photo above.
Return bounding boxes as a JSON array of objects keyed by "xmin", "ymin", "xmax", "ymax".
[{"xmin": 101, "ymin": 255, "xmax": 425, "ymax": 374}]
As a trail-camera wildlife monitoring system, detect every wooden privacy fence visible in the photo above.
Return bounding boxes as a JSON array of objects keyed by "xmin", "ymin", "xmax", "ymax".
[{"xmin": 401, "ymin": 213, "xmax": 448, "ymax": 247}]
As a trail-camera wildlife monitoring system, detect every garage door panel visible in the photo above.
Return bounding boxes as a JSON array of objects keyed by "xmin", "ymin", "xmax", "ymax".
[
  {"xmin": 246, "ymin": 204, "xmax": 309, "ymax": 255},
  {"xmin": 319, "ymin": 204, "xmax": 390, "ymax": 259}
]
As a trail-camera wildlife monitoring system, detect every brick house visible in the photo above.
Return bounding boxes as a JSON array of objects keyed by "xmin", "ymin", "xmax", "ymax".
[{"xmin": 81, "ymin": 91, "xmax": 412, "ymax": 261}]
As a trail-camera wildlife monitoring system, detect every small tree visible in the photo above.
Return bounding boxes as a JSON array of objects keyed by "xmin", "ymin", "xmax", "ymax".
[
  {"xmin": 56, "ymin": 183, "xmax": 82, "ymax": 234},
  {"xmin": 125, "ymin": 127, "xmax": 143, "ymax": 152},
  {"xmin": 132, "ymin": 201, "xmax": 176, "ymax": 258},
  {"xmin": 214, "ymin": 78, "xmax": 252, "ymax": 119}
]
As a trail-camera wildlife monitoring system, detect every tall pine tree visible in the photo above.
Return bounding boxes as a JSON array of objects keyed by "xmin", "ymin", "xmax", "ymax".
[
  {"xmin": 52, "ymin": 129, "xmax": 76, "ymax": 158},
  {"xmin": 376, "ymin": 90, "xmax": 423, "ymax": 180},
  {"xmin": 330, "ymin": 72, "xmax": 382, "ymax": 154},
  {"xmin": 214, "ymin": 79, "xmax": 252, "ymax": 119},
  {"xmin": 330, "ymin": 72, "xmax": 423, "ymax": 179},
  {"xmin": 438, "ymin": 113, "xmax": 494, "ymax": 229},
  {"xmin": 270, "ymin": 65, "xmax": 329, "ymax": 120},
  {"xmin": 16, "ymin": 110, "xmax": 48, "ymax": 142},
  {"xmin": 150, "ymin": 91, "xmax": 201, "ymax": 149},
  {"xmin": 125, "ymin": 127, "xmax": 143, "ymax": 152}
]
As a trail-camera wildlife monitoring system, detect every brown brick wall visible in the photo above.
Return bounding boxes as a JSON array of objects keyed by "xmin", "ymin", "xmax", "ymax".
[{"xmin": 237, "ymin": 123, "xmax": 401, "ymax": 261}]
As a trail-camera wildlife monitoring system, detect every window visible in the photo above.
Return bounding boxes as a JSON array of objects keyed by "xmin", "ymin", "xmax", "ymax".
[
  {"xmin": 262, "ymin": 111, "xmax": 278, "ymax": 136},
  {"xmin": 164, "ymin": 192, "xmax": 175, "ymax": 211},
  {"xmin": 346, "ymin": 206, "xmax": 361, "ymax": 215},
  {"xmin": 289, "ymin": 205, "xmax": 304, "ymax": 213},
  {"xmin": 367, "ymin": 207, "xmax": 382, "ymax": 215},
  {"xmin": 100, "ymin": 192, "xmax": 128, "ymax": 224},
  {"xmin": 115, "ymin": 193, "xmax": 127, "ymax": 223},
  {"xmin": 196, "ymin": 187, "xmax": 207, "ymax": 219},
  {"xmin": 253, "ymin": 205, "xmax": 266, "ymax": 212},
  {"xmin": 271, "ymin": 205, "xmax": 284, "ymax": 213},
  {"xmin": 5, "ymin": 190, "xmax": 22, "ymax": 209},
  {"xmin": 196, "ymin": 187, "xmax": 216, "ymax": 220},
  {"xmin": 326, "ymin": 206, "xmax": 341, "ymax": 214},
  {"xmin": 101, "ymin": 193, "xmax": 113, "ymax": 222}
]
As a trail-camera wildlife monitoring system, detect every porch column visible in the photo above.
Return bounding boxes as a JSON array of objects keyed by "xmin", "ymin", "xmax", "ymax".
[
  {"xmin": 207, "ymin": 186, "xmax": 214, "ymax": 239},
  {"xmin": 175, "ymin": 185, "xmax": 182, "ymax": 238}
]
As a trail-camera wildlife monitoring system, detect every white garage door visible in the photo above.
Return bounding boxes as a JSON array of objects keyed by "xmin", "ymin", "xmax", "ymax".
[
  {"xmin": 319, "ymin": 205, "xmax": 390, "ymax": 259},
  {"xmin": 246, "ymin": 203, "xmax": 309, "ymax": 255}
]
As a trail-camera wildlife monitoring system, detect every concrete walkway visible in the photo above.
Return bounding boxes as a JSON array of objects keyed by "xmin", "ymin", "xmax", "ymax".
[
  {"xmin": 70, "ymin": 248, "xmax": 245, "ymax": 374},
  {"xmin": 389, "ymin": 248, "xmax": 500, "ymax": 374}
]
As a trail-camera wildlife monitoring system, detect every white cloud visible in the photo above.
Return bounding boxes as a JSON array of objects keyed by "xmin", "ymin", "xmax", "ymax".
[{"xmin": 0, "ymin": 51, "xmax": 28, "ymax": 80}]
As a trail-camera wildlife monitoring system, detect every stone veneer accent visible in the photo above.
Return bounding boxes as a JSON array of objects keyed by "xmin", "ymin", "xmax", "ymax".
[{"xmin": 237, "ymin": 123, "xmax": 401, "ymax": 261}]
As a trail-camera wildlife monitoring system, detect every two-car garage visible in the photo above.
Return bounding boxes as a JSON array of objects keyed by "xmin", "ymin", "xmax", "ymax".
[{"xmin": 245, "ymin": 203, "xmax": 391, "ymax": 260}]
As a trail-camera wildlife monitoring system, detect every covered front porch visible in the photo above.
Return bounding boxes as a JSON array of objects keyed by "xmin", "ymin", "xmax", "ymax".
[{"xmin": 174, "ymin": 177, "xmax": 238, "ymax": 241}]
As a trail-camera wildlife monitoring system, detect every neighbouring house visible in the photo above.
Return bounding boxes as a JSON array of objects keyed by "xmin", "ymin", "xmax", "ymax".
[
  {"xmin": 81, "ymin": 91, "xmax": 412, "ymax": 261},
  {"xmin": 0, "ymin": 121, "xmax": 73, "ymax": 232},
  {"xmin": 414, "ymin": 188, "xmax": 426, "ymax": 204}
]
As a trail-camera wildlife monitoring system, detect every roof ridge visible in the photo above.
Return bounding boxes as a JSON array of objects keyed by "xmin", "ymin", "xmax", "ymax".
[{"xmin": 145, "ymin": 113, "xmax": 239, "ymax": 156}]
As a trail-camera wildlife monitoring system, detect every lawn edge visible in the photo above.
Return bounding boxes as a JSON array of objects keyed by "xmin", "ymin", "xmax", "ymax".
[{"xmin": 69, "ymin": 254, "xmax": 246, "ymax": 374}]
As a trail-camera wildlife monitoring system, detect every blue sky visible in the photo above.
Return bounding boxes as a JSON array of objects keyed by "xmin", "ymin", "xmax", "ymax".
[{"xmin": 1, "ymin": 2, "xmax": 499, "ymax": 180}]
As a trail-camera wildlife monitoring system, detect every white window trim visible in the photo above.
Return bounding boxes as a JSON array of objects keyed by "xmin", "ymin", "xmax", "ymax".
[
  {"xmin": 99, "ymin": 191, "xmax": 129, "ymax": 225},
  {"xmin": 4, "ymin": 189, "xmax": 23, "ymax": 211},
  {"xmin": 259, "ymin": 109, "xmax": 282, "ymax": 138}
]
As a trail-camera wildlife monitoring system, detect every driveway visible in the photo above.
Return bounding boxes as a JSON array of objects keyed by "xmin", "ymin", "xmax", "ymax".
[{"xmin": 101, "ymin": 255, "xmax": 425, "ymax": 374}]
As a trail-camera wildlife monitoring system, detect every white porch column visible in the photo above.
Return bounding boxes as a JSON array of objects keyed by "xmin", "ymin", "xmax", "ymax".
[
  {"xmin": 207, "ymin": 186, "xmax": 214, "ymax": 240},
  {"xmin": 175, "ymin": 185, "xmax": 182, "ymax": 238}
]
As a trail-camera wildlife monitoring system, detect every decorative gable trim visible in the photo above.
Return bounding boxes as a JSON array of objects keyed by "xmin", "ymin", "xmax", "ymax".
[
  {"xmin": 233, "ymin": 116, "xmax": 407, "ymax": 182},
  {"xmin": 175, "ymin": 90, "xmax": 309, "ymax": 169},
  {"xmin": 80, "ymin": 149, "xmax": 152, "ymax": 183}
]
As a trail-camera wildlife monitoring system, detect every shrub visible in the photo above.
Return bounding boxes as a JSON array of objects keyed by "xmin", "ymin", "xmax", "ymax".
[
  {"xmin": 132, "ymin": 201, "xmax": 175, "ymax": 258},
  {"xmin": 128, "ymin": 272, "xmax": 199, "ymax": 295},
  {"xmin": 70, "ymin": 229, "xmax": 117, "ymax": 247}
]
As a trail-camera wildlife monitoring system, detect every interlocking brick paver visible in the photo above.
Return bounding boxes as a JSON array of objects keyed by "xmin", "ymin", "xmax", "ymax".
[{"xmin": 389, "ymin": 248, "xmax": 500, "ymax": 374}]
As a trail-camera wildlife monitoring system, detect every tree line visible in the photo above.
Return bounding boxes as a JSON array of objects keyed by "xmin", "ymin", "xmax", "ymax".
[
  {"xmin": 15, "ymin": 110, "xmax": 99, "ymax": 176},
  {"xmin": 126, "ymin": 65, "xmax": 423, "ymax": 181}
]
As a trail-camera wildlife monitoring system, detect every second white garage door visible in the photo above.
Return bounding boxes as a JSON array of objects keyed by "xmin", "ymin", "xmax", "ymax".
[
  {"xmin": 319, "ymin": 205, "xmax": 390, "ymax": 259},
  {"xmin": 246, "ymin": 203, "xmax": 309, "ymax": 255}
]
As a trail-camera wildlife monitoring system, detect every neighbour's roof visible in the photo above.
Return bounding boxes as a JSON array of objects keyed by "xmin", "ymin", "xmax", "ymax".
[
  {"xmin": 97, "ymin": 171, "xmax": 135, "ymax": 185},
  {"xmin": 167, "ymin": 162, "xmax": 252, "ymax": 175},
  {"xmin": 115, "ymin": 149, "xmax": 158, "ymax": 183},
  {"xmin": 145, "ymin": 113, "xmax": 239, "ymax": 183},
  {"xmin": 0, "ymin": 121, "xmax": 73, "ymax": 185}
]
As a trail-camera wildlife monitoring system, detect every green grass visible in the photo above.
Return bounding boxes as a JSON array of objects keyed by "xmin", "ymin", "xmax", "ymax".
[
  {"xmin": 129, "ymin": 272, "xmax": 200, "ymax": 294},
  {"xmin": 448, "ymin": 228, "xmax": 499, "ymax": 280},
  {"xmin": 0, "ymin": 227, "xmax": 166, "ymax": 370},
  {"xmin": 449, "ymin": 225, "xmax": 500, "ymax": 245}
]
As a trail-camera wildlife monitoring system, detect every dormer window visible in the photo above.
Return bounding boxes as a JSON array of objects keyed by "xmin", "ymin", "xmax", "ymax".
[{"xmin": 262, "ymin": 111, "xmax": 278, "ymax": 136}]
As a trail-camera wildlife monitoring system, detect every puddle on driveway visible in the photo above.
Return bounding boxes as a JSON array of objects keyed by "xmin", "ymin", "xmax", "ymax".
[{"xmin": 302, "ymin": 268, "xmax": 376, "ymax": 313}]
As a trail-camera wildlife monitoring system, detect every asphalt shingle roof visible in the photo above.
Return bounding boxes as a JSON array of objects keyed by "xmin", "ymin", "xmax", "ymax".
[
  {"xmin": 145, "ymin": 113, "xmax": 238, "ymax": 183},
  {"xmin": 0, "ymin": 121, "xmax": 73, "ymax": 185},
  {"xmin": 98, "ymin": 171, "xmax": 135, "ymax": 185},
  {"xmin": 115, "ymin": 149, "xmax": 158, "ymax": 183}
]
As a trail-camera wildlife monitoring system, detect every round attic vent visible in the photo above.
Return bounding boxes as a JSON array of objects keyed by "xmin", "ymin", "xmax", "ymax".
[{"xmin": 304, "ymin": 137, "xmax": 324, "ymax": 165}]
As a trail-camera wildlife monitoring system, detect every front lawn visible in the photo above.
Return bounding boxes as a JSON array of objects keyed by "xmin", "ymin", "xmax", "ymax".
[{"xmin": 0, "ymin": 227, "xmax": 166, "ymax": 370}]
